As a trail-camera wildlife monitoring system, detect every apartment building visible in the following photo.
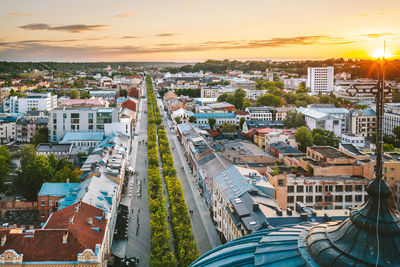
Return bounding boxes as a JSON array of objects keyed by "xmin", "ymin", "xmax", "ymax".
[
  {"xmin": 306, "ymin": 67, "xmax": 334, "ymax": 95},
  {"xmin": 193, "ymin": 112, "xmax": 236, "ymax": 127},
  {"xmin": 49, "ymin": 107, "xmax": 119, "ymax": 142},
  {"xmin": 383, "ymin": 103, "xmax": 400, "ymax": 135},
  {"xmin": 8, "ymin": 93, "xmax": 57, "ymax": 113},
  {"xmin": 350, "ymin": 109, "xmax": 376, "ymax": 137},
  {"xmin": 245, "ymin": 89, "xmax": 265, "ymax": 100},
  {"xmin": 334, "ymin": 79, "xmax": 377, "ymax": 103},
  {"xmin": 396, "ymin": 181, "xmax": 400, "ymax": 208},
  {"xmin": 230, "ymin": 78, "xmax": 256, "ymax": 90},
  {"xmin": 245, "ymin": 107, "xmax": 277, "ymax": 121},
  {"xmin": 16, "ymin": 117, "xmax": 48, "ymax": 143},
  {"xmin": 0, "ymin": 115, "xmax": 17, "ymax": 143}
]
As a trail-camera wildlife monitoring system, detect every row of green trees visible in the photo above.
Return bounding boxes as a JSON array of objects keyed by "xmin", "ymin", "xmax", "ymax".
[
  {"xmin": 15, "ymin": 145, "xmax": 82, "ymax": 200},
  {"xmin": 146, "ymin": 76, "xmax": 177, "ymax": 266},
  {"xmin": 157, "ymin": 125, "xmax": 199, "ymax": 266}
]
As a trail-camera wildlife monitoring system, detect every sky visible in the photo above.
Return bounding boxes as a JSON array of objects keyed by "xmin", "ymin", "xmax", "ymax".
[{"xmin": 1, "ymin": 0, "xmax": 400, "ymax": 62}]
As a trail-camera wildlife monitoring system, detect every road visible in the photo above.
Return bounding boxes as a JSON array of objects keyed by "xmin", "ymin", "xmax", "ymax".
[{"xmin": 156, "ymin": 96, "xmax": 221, "ymax": 255}]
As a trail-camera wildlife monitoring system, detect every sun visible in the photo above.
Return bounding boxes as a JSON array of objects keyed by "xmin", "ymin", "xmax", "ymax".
[{"xmin": 371, "ymin": 48, "xmax": 391, "ymax": 59}]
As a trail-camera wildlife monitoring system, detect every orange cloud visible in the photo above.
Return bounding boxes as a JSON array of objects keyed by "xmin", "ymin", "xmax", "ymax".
[
  {"xmin": 113, "ymin": 13, "xmax": 134, "ymax": 18},
  {"xmin": 8, "ymin": 13, "xmax": 34, "ymax": 17},
  {"xmin": 19, "ymin": 23, "xmax": 109, "ymax": 33}
]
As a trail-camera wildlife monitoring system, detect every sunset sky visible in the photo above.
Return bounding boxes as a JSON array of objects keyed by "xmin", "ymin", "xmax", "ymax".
[{"xmin": 1, "ymin": 0, "xmax": 400, "ymax": 62}]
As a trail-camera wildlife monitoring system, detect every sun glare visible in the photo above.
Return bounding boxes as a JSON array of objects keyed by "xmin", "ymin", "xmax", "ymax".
[{"xmin": 371, "ymin": 48, "xmax": 391, "ymax": 59}]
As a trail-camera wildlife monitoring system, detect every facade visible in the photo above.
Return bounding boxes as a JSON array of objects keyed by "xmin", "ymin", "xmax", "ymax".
[
  {"xmin": 383, "ymin": 103, "xmax": 400, "ymax": 135},
  {"xmin": 59, "ymin": 97, "xmax": 109, "ymax": 108},
  {"xmin": 36, "ymin": 143, "xmax": 73, "ymax": 158},
  {"xmin": 350, "ymin": 109, "xmax": 376, "ymax": 137},
  {"xmin": 193, "ymin": 112, "xmax": 236, "ymax": 127},
  {"xmin": 334, "ymin": 79, "xmax": 377, "ymax": 103},
  {"xmin": 341, "ymin": 132, "xmax": 365, "ymax": 148},
  {"xmin": 8, "ymin": 93, "xmax": 57, "ymax": 113},
  {"xmin": 230, "ymin": 78, "xmax": 256, "ymax": 90},
  {"xmin": 306, "ymin": 67, "xmax": 334, "ymax": 94},
  {"xmin": 89, "ymin": 90, "xmax": 117, "ymax": 101},
  {"xmin": 49, "ymin": 107, "xmax": 119, "ymax": 142},
  {"xmin": 60, "ymin": 132, "xmax": 105, "ymax": 151},
  {"xmin": 16, "ymin": 117, "xmax": 48, "ymax": 143},
  {"xmin": 245, "ymin": 89, "xmax": 265, "ymax": 100},
  {"xmin": 245, "ymin": 107, "xmax": 277, "ymax": 121},
  {"xmin": 0, "ymin": 115, "xmax": 17, "ymax": 143}
]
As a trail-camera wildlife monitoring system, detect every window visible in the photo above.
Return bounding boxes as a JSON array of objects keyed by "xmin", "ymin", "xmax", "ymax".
[
  {"xmin": 296, "ymin": 196, "xmax": 304, "ymax": 202},
  {"xmin": 287, "ymin": 196, "xmax": 294, "ymax": 203},
  {"xmin": 71, "ymin": 113, "xmax": 79, "ymax": 124},
  {"xmin": 41, "ymin": 210, "xmax": 45, "ymax": 217},
  {"xmin": 49, "ymin": 199, "xmax": 53, "ymax": 206},
  {"xmin": 325, "ymin": 195, "xmax": 333, "ymax": 202},
  {"xmin": 316, "ymin": 185, "xmax": 323, "ymax": 192},
  {"xmin": 306, "ymin": 185, "xmax": 313, "ymax": 192},
  {"xmin": 335, "ymin": 185, "xmax": 343, "ymax": 192},
  {"xmin": 288, "ymin": 186, "xmax": 294, "ymax": 193},
  {"xmin": 325, "ymin": 185, "xmax": 333, "ymax": 192},
  {"xmin": 355, "ymin": 195, "xmax": 363, "ymax": 202},
  {"xmin": 278, "ymin": 179, "xmax": 285, "ymax": 186},
  {"xmin": 345, "ymin": 185, "xmax": 353, "ymax": 192},
  {"xmin": 345, "ymin": 195, "xmax": 353, "ymax": 202},
  {"xmin": 297, "ymin": 186, "xmax": 304, "ymax": 193},
  {"xmin": 40, "ymin": 199, "xmax": 45, "ymax": 206},
  {"xmin": 335, "ymin": 195, "xmax": 343, "ymax": 202},
  {"xmin": 315, "ymin": 196, "xmax": 322, "ymax": 202},
  {"xmin": 306, "ymin": 196, "xmax": 313, "ymax": 203},
  {"xmin": 88, "ymin": 113, "xmax": 94, "ymax": 124},
  {"xmin": 89, "ymin": 125, "xmax": 93, "ymax": 130},
  {"xmin": 355, "ymin": 185, "xmax": 362, "ymax": 192}
]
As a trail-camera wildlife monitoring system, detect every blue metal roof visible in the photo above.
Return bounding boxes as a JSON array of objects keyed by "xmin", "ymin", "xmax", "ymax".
[
  {"xmin": 360, "ymin": 108, "xmax": 376, "ymax": 116},
  {"xmin": 270, "ymin": 141, "xmax": 302, "ymax": 154},
  {"xmin": 38, "ymin": 183, "xmax": 79, "ymax": 197},
  {"xmin": 190, "ymin": 223, "xmax": 314, "ymax": 267},
  {"xmin": 61, "ymin": 131, "xmax": 105, "ymax": 142},
  {"xmin": 214, "ymin": 165, "xmax": 253, "ymax": 203},
  {"xmin": 193, "ymin": 113, "xmax": 235, "ymax": 119}
]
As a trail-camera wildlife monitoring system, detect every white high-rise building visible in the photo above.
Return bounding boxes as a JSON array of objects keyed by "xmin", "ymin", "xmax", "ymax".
[
  {"xmin": 307, "ymin": 67, "xmax": 334, "ymax": 95},
  {"xmin": 7, "ymin": 93, "xmax": 57, "ymax": 113}
]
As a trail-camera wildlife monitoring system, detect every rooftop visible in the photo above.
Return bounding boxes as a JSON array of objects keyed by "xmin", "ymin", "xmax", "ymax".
[
  {"xmin": 36, "ymin": 143, "xmax": 73, "ymax": 153},
  {"xmin": 38, "ymin": 183, "xmax": 79, "ymax": 197},
  {"xmin": 312, "ymin": 146, "xmax": 351, "ymax": 159},
  {"xmin": 61, "ymin": 131, "xmax": 105, "ymax": 142}
]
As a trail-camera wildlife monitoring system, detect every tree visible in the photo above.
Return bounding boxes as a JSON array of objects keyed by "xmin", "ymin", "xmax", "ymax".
[
  {"xmin": 284, "ymin": 110, "xmax": 306, "ymax": 128},
  {"xmin": 393, "ymin": 126, "xmax": 400, "ymax": 142},
  {"xmin": 312, "ymin": 128, "xmax": 339, "ymax": 148},
  {"xmin": 53, "ymin": 167, "xmax": 82, "ymax": 183},
  {"xmin": 296, "ymin": 83, "xmax": 308, "ymax": 94},
  {"xmin": 174, "ymin": 117, "xmax": 181, "ymax": 124},
  {"xmin": 189, "ymin": 116, "xmax": 197, "ymax": 123},
  {"xmin": 217, "ymin": 93, "xmax": 229, "ymax": 102},
  {"xmin": 393, "ymin": 92, "xmax": 400, "ymax": 103},
  {"xmin": 295, "ymin": 126, "xmax": 313, "ymax": 152},
  {"xmin": 0, "ymin": 146, "xmax": 11, "ymax": 192},
  {"xmin": 30, "ymin": 127, "xmax": 49, "ymax": 146},
  {"xmin": 120, "ymin": 89, "xmax": 128, "ymax": 97},
  {"xmin": 283, "ymin": 92, "xmax": 297, "ymax": 104},
  {"xmin": 80, "ymin": 90, "xmax": 90, "ymax": 99},
  {"xmin": 20, "ymin": 145, "xmax": 36, "ymax": 172},
  {"xmin": 233, "ymin": 88, "xmax": 246, "ymax": 110},
  {"xmin": 256, "ymin": 94, "xmax": 283, "ymax": 107},
  {"xmin": 221, "ymin": 123, "xmax": 236, "ymax": 133},
  {"xmin": 208, "ymin": 117, "xmax": 216, "ymax": 129},
  {"xmin": 69, "ymin": 89, "xmax": 79, "ymax": 99},
  {"xmin": 239, "ymin": 117, "xmax": 246, "ymax": 130},
  {"xmin": 272, "ymin": 163, "xmax": 279, "ymax": 176},
  {"xmin": 383, "ymin": 143, "xmax": 395, "ymax": 152},
  {"xmin": 243, "ymin": 98, "xmax": 252, "ymax": 108}
]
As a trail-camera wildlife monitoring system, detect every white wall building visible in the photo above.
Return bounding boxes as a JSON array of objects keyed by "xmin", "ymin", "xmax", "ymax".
[
  {"xmin": 341, "ymin": 133, "xmax": 365, "ymax": 148},
  {"xmin": 300, "ymin": 108, "xmax": 342, "ymax": 137},
  {"xmin": 89, "ymin": 90, "xmax": 117, "ymax": 101},
  {"xmin": 383, "ymin": 103, "xmax": 400, "ymax": 135},
  {"xmin": 245, "ymin": 90, "xmax": 266, "ymax": 100},
  {"xmin": 8, "ymin": 93, "xmax": 57, "ymax": 113},
  {"xmin": 245, "ymin": 107, "xmax": 276, "ymax": 121},
  {"xmin": 230, "ymin": 78, "xmax": 256, "ymax": 90},
  {"xmin": 49, "ymin": 107, "xmax": 119, "ymax": 142},
  {"xmin": 307, "ymin": 67, "xmax": 334, "ymax": 95}
]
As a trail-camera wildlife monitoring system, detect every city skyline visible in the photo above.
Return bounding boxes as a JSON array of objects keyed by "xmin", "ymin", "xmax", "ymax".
[{"xmin": 1, "ymin": 0, "xmax": 400, "ymax": 61}]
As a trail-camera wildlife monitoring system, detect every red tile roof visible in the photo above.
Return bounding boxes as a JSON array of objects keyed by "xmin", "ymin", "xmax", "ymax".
[
  {"xmin": 128, "ymin": 87, "xmax": 139, "ymax": 98},
  {"xmin": 122, "ymin": 99, "xmax": 137, "ymax": 112},
  {"xmin": 0, "ymin": 202, "xmax": 107, "ymax": 262}
]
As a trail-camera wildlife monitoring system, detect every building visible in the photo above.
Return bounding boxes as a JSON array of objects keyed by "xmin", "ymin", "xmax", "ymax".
[
  {"xmin": 245, "ymin": 107, "xmax": 277, "ymax": 121},
  {"xmin": 334, "ymin": 79, "xmax": 377, "ymax": 103},
  {"xmin": 245, "ymin": 89, "xmax": 265, "ymax": 100},
  {"xmin": 383, "ymin": 103, "xmax": 400, "ymax": 135},
  {"xmin": 0, "ymin": 201, "xmax": 111, "ymax": 266},
  {"xmin": 0, "ymin": 115, "xmax": 18, "ymax": 143},
  {"xmin": 59, "ymin": 97, "xmax": 109, "ymax": 108},
  {"xmin": 16, "ymin": 117, "xmax": 48, "ymax": 143},
  {"xmin": 193, "ymin": 112, "xmax": 236, "ymax": 127},
  {"xmin": 36, "ymin": 143, "xmax": 73, "ymax": 158},
  {"xmin": 60, "ymin": 132, "xmax": 105, "ymax": 152},
  {"xmin": 306, "ymin": 107, "xmax": 349, "ymax": 132},
  {"xmin": 306, "ymin": 67, "xmax": 334, "ymax": 95},
  {"xmin": 350, "ymin": 109, "xmax": 376, "ymax": 137},
  {"xmin": 230, "ymin": 78, "xmax": 256, "ymax": 90},
  {"xmin": 341, "ymin": 133, "xmax": 365, "ymax": 148},
  {"xmin": 206, "ymin": 102, "xmax": 235, "ymax": 113},
  {"xmin": 49, "ymin": 108, "xmax": 119, "ymax": 142},
  {"xmin": 7, "ymin": 93, "xmax": 57, "ymax": 113},
  {"xmin": 299, "ymin": 108, "xmax": 342, "ymax": 136},
  {"xmin": 89, "ymin": 90, "xmax": 117, "ymax": 102}
]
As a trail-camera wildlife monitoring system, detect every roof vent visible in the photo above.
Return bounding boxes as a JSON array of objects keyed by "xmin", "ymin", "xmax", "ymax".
[
  {"xmin": 276, "ymin": 208, "xmax": 282, "ymax": 216},
  {"xmin": 253, "ymin": 203, "xmax": 259, "ymax": 211},
  {"xmin": 287, "ymin": 208, "xmax": 292, "ymax": 216},
  {"xmin": 234, "ymin": 198, "xmax": 242, "ymax": 204},
  {"xmin": 88, "ymin": 217, "xmax": 93, "ymax": 225}
]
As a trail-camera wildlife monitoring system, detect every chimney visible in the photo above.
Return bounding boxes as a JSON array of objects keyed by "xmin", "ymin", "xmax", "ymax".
[
  {"xmin": 63, "ymin": 230, "xmax": 68, "ymax": 244},
  {"xmin": 87, "ymin": 217, "xmax": 93, "ymax": 225},
  {"xmin": 1, "ymin": 235, "xmax": 6, "ymax": 246}
]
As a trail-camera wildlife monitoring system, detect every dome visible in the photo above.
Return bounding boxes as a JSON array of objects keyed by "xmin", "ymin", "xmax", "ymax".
[{"xmin": 190, "ymin": 179, "xmax": 400, "ymax": 267}]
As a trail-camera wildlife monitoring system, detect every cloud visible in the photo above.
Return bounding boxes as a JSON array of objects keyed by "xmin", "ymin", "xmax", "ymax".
[
  {"xmin": 155, "ymin": 33, "xmax": 180, "ymax": 37},
  {"xmin": 0, "ymin": 35, "xmax": 356, "ymax": 60},
  {"xmin": 185, "ymin": 3, "xmax": 202, "ymax": 7},
  {"xmin": 113, "ymin": 13, "xmax": 134, "ymax": 18},
  {"xmin": 361, "ymin": 33, "xmax": 393, "ymax": 38},
  {"xmin": 120, "ymin": 35, "xmax": 142, "ymax": 39},
  {"xmin": 19, "ymin": 23, "xmax": 109, "ymax": 33},
  {"xmin": 355, "ymin": 13, "xmax": 386, "ymax": 18},
  {"xmin": 8, "ymin": 13, "xmax": 34, "ymax": 17}
]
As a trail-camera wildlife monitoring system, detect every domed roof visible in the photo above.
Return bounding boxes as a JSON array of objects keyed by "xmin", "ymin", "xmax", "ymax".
[{"xmin": 190, "ymin": 179, "xmax": 400, "ymax": 267}]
